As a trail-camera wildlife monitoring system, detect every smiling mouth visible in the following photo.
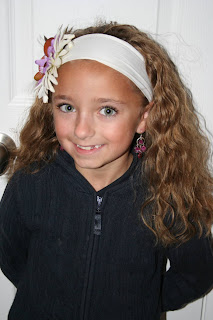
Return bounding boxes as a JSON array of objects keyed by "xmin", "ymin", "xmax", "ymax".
[{"xmin": 76, "ymin": 144, "xmax": 103, "ymax": 150}]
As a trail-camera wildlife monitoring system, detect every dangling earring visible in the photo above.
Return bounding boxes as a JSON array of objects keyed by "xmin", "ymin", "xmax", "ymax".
[{"xmin": 134, "ymin": 134, "xmax": 146, "ymax": 158}]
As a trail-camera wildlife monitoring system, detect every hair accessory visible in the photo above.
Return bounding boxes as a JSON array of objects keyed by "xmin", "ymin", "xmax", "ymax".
[
  {"xmin": 34, "ymin": 27, "xmax": 153, "ymax": 103},
  {"xmin": 34, "ymin": 27, "xmax": 75, "ymax": 103},
  {"xmin": 134, "ymin": 134, "xmax": 146, "ymax": 158}
]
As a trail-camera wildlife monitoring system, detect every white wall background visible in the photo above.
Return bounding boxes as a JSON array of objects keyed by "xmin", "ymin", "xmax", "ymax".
[{"xmin": 0, "ymin": 0, "xmax": 212, "ymax": 319}]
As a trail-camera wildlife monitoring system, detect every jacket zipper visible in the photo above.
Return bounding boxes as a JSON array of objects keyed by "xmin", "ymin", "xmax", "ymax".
[{"xmin": 80, "ymin": 195, "xmax": 103, "ymax": 320}]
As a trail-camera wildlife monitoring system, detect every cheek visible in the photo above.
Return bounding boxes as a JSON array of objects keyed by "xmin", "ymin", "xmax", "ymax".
[
  {"xmin": 53, "ymin": 115, "xmax": 69, "ymax": 139},
  {"xmin": 105, "ymin": 122, "xmax": 137, "ymax": 144}
]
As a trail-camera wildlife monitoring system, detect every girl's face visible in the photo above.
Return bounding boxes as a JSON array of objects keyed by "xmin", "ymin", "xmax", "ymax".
[{"xmin": 52, "ymin": 60, "xmax": 148, "ymax": 179}]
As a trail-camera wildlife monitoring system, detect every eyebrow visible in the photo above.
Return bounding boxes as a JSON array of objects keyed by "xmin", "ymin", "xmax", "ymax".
[
  {"xmin": 53, "ymin": 94, "xmax": 127, "ymax": 105},
  {"xmin": 95, "ymin": 98, "xmax": 126, "ymax": 105},
  {"xmin": 53, "ymin": 94, "xmax": 72, "ymax": 101}
]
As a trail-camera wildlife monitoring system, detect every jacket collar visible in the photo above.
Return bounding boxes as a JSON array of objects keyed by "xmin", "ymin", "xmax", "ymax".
[{"xmin": 54, "ymin": 149, "xmax": 143, "ymax": 194}]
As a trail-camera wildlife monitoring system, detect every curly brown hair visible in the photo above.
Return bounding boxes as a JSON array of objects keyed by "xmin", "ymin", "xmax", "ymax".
[{"xmin": 8, "ymin": 21, "xmax": 213, "ymax": 246}]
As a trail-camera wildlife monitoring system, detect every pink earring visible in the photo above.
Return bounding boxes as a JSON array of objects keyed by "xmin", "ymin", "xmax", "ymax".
[{"xmin": 134, "ymin": 134, "xmax": 146, "ymax": 158}]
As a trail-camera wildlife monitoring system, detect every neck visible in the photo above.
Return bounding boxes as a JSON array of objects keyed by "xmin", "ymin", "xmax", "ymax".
[{"xmin": 75, "ymin": 154, "xmax": 133, "ymax": 192}]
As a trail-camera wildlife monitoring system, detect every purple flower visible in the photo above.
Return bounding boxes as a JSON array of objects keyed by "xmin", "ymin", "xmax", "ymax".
[
  {"xmin": 35, "ymin": 57, "xmax": 48, "ymax": 68},
  {"xmin": 47, "ymin": 38, "xmax": 55, "ymax": 57},
  {"xmin": 35, "ymin": 56, "xmax": 50, "ymax": 74}
]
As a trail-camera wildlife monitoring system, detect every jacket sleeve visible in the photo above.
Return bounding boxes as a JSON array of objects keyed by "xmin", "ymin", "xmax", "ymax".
[
  {"xmin": 161, "ymin": 233, "xmax": 213, "ymax": 312},
  {"xmin": 0, "ymin": 175, "xmax": 30, "ymax": 288}
]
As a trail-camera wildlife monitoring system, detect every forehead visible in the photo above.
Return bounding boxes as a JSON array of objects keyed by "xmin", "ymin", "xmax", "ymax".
[{"xmin": 54, "ymin": 60, "xmax": 143, "ymax": 98}]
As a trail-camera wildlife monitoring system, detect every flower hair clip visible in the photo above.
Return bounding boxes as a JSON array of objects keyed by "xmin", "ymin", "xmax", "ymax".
[{"xmin": 34, "ymin": 27, "xmax": 75, "ymax": 103}]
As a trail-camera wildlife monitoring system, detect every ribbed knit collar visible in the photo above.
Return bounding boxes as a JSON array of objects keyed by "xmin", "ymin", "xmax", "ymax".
[{"xmin": 54, "ymin": 149, "xmax": 143, "ymax": 195}]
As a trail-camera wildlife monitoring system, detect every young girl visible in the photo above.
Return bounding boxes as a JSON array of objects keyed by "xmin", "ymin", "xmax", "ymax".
[{"xmin": 0, "ymin": 22, "xmax": 213, "ymax": 320}]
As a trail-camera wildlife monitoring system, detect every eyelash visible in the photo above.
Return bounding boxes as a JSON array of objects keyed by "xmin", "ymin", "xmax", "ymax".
[{"xmin": 56, "ymin": 104, "xmax": 118, "ymax": 117}]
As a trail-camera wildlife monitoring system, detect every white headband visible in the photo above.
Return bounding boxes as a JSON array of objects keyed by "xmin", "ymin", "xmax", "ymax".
[{"xmin": 34, "ymin": 28, "xmax": 153, "ymax": 103}]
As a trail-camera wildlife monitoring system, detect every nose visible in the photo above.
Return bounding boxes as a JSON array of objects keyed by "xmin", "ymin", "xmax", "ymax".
[{"xmin": 74, "ymin": 113, "xmax": 95, "ymax": 140}]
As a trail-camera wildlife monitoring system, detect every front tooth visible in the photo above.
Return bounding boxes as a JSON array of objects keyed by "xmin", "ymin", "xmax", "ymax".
[
  {"xmin": 77, "ymin": 145, "xmax": 93, "ymax": 150},
  {"xmin": 83, "ymin": 146, "xmax": 93, "ymax": 150},
  {"xmin": 77, "ymin": 144, "xmax": 102, "ymax": 150}
]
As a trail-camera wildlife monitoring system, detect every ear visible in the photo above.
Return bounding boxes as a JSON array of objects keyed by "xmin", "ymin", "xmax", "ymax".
[{"xmin": 136, "ymin": 101, "xmax": 153, "ymax": 134}]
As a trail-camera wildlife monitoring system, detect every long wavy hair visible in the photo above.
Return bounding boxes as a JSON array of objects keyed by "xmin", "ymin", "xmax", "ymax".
[{"xmin": 8, "ymin": 22, "xmax": 213, "ymax": 246}]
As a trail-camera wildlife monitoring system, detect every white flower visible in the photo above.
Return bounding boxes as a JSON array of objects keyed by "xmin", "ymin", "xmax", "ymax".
[{"xmin": 34, "ymin": 27, "xmax": 75, "ymax": 103}]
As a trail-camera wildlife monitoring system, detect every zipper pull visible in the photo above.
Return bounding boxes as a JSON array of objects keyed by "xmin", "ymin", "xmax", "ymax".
[{"xmin": 94, "ymin": 196, "xmax": 103, "ymax": 235}]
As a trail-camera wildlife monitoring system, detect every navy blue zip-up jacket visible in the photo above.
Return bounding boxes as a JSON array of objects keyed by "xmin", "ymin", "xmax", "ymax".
[{"xmin": 0, "ymin": 150, "xmax": 213, "ymax": 319}]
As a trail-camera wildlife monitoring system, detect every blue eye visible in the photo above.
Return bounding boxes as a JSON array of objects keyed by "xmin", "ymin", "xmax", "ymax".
[
  {"xmin": 100, "ymin": 107, "xmax": 117, "ymax": 117},
  {"xmin": 58, "ymin": 104, "xmax": 75, "ymax": 113}
]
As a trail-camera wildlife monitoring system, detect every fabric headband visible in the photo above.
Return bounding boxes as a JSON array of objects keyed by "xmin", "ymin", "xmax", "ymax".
[{"xmin": 34, "ymin": 27, "xmax": 153, "ymax": 103}]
